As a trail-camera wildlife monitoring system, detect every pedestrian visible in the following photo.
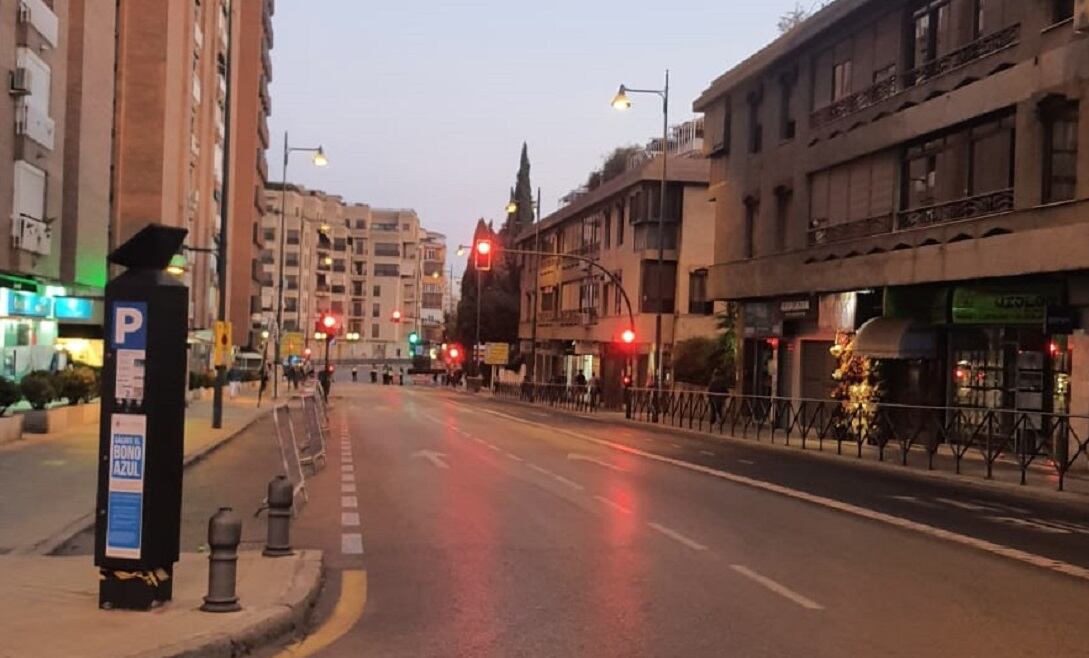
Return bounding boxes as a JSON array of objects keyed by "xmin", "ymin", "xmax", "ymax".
[
  {"xmin": 352, "ymin": 365, "xmax": 358, "ymax": 383},
  {"xmin": 227, "ymin": 367, "xmax": 241, "ymax": 398},
  {"xmin": 589, "ymin": 372, "xmax": 601, "ymax": 408},
  {"xmin": 707, "ymin": 368, "xmax": 729, "ymax": 426}
]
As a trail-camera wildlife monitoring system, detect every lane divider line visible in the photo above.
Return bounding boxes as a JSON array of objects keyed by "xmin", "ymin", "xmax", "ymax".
[
  {"xmin": 341, "ymin": 496, "xmax": 358, "ymax": 509},
  {"xmin": 505, "ymin": 453, "xmax": 524, "ymax": 462},
  {"xmin": 274, "ymin": 570, "xmax": 368, "ymax": 658},
  {"xmin": 648, "ymin": 522, "xmax": 708, "ymax": 551},
  {"xmin": 341, "ymin": 533, "xmax": 364, "ymax": 555},
  {"xmin": 470, "ymin": 405, "xmax": 1089, "ymax": 583},
  {"xmin": 341, "ymin": 512, "xmax": 360, "ymax": 527},
  {"xmin": 730, "ymin": 564, "xmax": 824, "ymax": 610},
  {"xmin": 341, "ymin": 483, "xmax": 356, "ymax": 494},
  {"xmin": 594, "ymin": 495, "xmax": 633, "ymax": 515}
]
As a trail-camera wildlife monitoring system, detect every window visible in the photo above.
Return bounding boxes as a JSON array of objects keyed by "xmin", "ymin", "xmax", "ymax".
[
  {"xmin": 616, "ymin": 203, "xmax": 625, "ymax": 246},
  {"xmin": 1043, "ymin": 99, "xmax": 1079, "ymax": 204},
  {"xmin": 284, "ymin": 297, "xmax": 298, "ymax": 313},
  {"xmin": 1053, "ymin": 0, "xmax": 1075, "ymax": 24},
  {"xmin": 374, "ymin": 264, "xmax": 400, "ymax": 277},
  {"xmin": 720, "ymin": 100, "xmax": 732, "ymax": 155},
  {"xmin": 832, "ymin": 60, "xmax": 852, "ymax": 102},
  {"xmin": 912, "ymin": 1, "xmax": 951, "ymax": 69},
  {"xmin": 372, "ymin": 303, "xmax": 380, "ymax": 318},
  {"xmin": 540, "ymin": 286, "xmax": 557, "ymax": 313},
  {"xmin": 373, "ymin": 285, "xmax": 381, "ymax": 297},
  {"xmin": 604, "ymin": 211, "xmax": 612, "ymax": 250},
  {"xmin": 352, "ymin": 301, "xmax": 363, "ymax": 317},
  {"xmin": 333, "ymin": 237, "xmax": 346, "ymax": 251},
  {"xmin": 286, "ymin": 275, "xmax": 298, "ymax": 291},
  {"xmin": 352, "ymin": 281, "xmax": 363, "ymax": 296},
  {"xmin": 355, "ymin": 219, "xmax": 367, "ymax": 229},
  {"xmin": 748, "ymin": 90, "xmax": 763, "ymax": 154},
  {"xmin": 613, "ymin": 272, "xmax": 624, "ymax": 316},
  {"xmin": 775, "ymin": 188, "xmax": 792, "ymax": 253},
  {"xmin": 262, "ymin": 228, "xmax": 276, "ymax": 243},
  {"xmin": 286, "ymin": 229, "xmax": 300, "ymax": 245},
  {"xmin": 374, "ymin": 243, "xmax": 400, "ymax": 257},
  {"xmin": 285, "ymin": 254, "xmax": 299, "ymax": 267},
  {"xmin": 688, "ymin": 270, "xmax": 711, "ymax": 315},
  {"xmin": 371, "ymin": 323, "xmax": 380, "ymax": 339},
  {"xmin": 779, "ymin": 72, "xmax": 796, "ymax": 140},
  {"xmin": 640, "ymin": 261, "xmax": 677, "ymax": 314},
  {"xmin": 743, "ymin": 198, "xmax": 759, "ymax": 259}
]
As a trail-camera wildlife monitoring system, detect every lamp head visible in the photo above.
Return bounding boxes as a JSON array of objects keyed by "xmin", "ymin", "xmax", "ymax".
[
  {"xmin": 506, "ymin": 201, "xmax": 518, "ymax": 214},
  {"xmin": 312, "ymin": 146, "xmax": 328, "ymax": 167},
  {"xmin": 611, "ymin": 85, "xmax": 632, "ymax": 111}
]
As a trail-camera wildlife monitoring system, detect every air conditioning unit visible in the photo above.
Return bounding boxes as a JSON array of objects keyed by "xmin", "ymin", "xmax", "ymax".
[{"xmin": 9, "ymin": 68, "xmax": 30, "ymax": 95}]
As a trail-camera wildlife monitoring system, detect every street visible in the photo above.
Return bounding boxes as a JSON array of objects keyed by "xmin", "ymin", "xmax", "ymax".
[{"xmin": 259, "ymin": 383, "xmax": 1089, "ymax": 657}]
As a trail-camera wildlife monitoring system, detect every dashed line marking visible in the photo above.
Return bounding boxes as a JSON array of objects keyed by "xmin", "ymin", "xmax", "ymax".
[
  {"xmin": 341, "ymin": 464, "xmax": 354, "ymax": 472},
  {"xmin": 341, "ymin": 496, "xmax": 358, "ymax": 509},
  {"xmin": 739, "ymin": 459, "xmax": 756, "ymax": 465},
  {"xmin": 341, "ymin": 482, "xmax": 356, "ymax": 494},
  {"xmin": 551, "ymin": 474, "xmax": 584, "ymax": 491},
  {"xmin": 700, "ymin": 450, "xmax": 716, "ymax": 457},
  {"xmin": 341, "ymin": 512, "xmax": 360, "ymax": 527},
  {"xmin": 341, "ymin": 533, "xmax": 364, "ymax": 555},
  {"xmin": 527, "ymin": 463, "xmax": 552, "ymax": 476},
  {"xmin": 594, "ymin": 495, "xmax": 633, "ymax": 515},
  {"xmin": 505, "ymin": 453, "xmax": 524, "ymax": 462},
  {"xmin": 647, "ymin": 522, "xmax": 708, "ymax": 551},
  {"xmin": 340, "ymin": 473, "xmax": 355, "ymax": 483},
  {"xmin": 730, "ymin": 565, "xmax": 823, "ymax": 610}
]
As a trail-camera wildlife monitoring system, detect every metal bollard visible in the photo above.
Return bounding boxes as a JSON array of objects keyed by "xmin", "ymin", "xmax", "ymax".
[
  {"xmin": 201, "ymin": 507, "xmax": 242, "ymax": 612},
  {"xmin": 263, "ymin": 475, "xmax": 295, "ymax": 557}
]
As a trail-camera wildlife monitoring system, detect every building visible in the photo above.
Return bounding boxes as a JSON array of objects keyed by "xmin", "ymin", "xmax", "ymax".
[
  {"xmin": 0, "ymin": 0, "xmax": 114, "ymax": 379},
  {"xmin": 693, "ymin": 0, "xmax": 1089, "ymax": 422},
  {"xmin": 515, "ymin": 152, "xmax": 714, "ymax": 406},
  {"xmin": 420, "ymin": 231, "xmax": 447, "ymax": 343},
  {"xmin": 259, "ymin": 184, "xmax": 442, "ymax": 362},
  {"xmin": 226, "ymin": 0, "xmax": 274, "ymax": 351},
  {"xmin": 114, "ymin": 0, "xmax": 270, "ymax": 353}
]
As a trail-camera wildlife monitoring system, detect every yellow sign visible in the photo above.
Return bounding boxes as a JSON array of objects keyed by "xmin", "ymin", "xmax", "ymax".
[
  {"xmin": 483, "ymin": 342, "xmax": 510, "ymax": 366},
  {"xmin": 213, "ymin": 321, "xmax": 232, "ymax": 367},
  {"xmin": 281, "ymin": 332, "xmax": 305, "ymax": 358}
]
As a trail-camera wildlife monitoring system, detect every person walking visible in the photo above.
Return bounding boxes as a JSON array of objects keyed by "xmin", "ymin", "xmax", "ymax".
[{"xmin": 351, "ymin": 365, "xmax": 358, "ymax": 383}]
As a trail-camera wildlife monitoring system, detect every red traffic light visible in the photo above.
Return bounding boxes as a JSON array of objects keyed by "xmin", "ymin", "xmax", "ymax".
[
  {"xmin": 322, "ymin": 314, "xmax": 337, "ymax": 329},
  {"xmin": 391, "ymin": 309, "xmax": 402, "ymax": 323},
  {"xmin": 621, "ymin": 329, "xmax": 636, "ymax": 344},
  {"xmin": 474, "ymin": 239, "xmax": 493, "ymax": 272},
  {"xmin": 304, "ymin": 348, "xmax": 312, "ymax": 357},
  {"xmin": 449, "ymin": 347, "xmax": 460, "ymax": 359}
]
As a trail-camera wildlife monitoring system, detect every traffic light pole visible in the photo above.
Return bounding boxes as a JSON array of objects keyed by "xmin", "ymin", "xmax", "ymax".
[{"xmin": 211, "ymin": 1, "xmax": 235, "ymax": 430}]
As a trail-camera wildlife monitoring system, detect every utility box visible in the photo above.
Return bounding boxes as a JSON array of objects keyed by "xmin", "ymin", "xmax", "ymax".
[{"xmin": 94, "ymin": 225, "xmax": 189, "ymax": 610}]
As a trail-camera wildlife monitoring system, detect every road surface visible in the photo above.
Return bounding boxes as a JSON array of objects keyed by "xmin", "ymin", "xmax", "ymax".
[{"xmin": 262, "ymin": 383, "xmax": 1089, "ymax": 657}]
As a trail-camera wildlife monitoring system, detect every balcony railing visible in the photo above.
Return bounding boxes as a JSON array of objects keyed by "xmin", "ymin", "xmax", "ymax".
[
  {"xmin": 896, "ymin": 188, "xmax": 1013, "ymax": 231},
  {"xmin": 808, "ymin": 214, "xmax": 894, "ymax": 246},
  {"xmin": 810, "ymin": 24, "xmax": 1020, "ymax": 129}
]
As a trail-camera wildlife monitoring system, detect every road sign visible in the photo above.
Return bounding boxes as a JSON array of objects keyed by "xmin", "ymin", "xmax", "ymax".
[
  {"xmin": 483, "ymin": 342, "xmax": 510, "ymax": 366},
  {"xmin": 281, "ymin": 331, "xmax": 304, "ymax": 358},
  {"xmin": 213, "ymin": 320, "xmax": 232, "ymax": 366}
]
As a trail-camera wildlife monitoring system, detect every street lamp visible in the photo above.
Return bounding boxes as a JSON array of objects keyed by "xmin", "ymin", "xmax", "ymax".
[
  {"xmin": 273, "ymin": 133, "xmax": 329, "ymax": 400},
  {"xmin": 613, "ymin": 70, "xmax": 670, "ymax": 419}
]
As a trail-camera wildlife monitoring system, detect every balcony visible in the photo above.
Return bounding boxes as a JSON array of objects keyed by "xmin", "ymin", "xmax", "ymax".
[
  {"xmin": 896, "ymin": 188, "xmax": 1014, "ymax": 231},
  {"xmin": 808, "ymin": 214, "xmax": 894, "ymax": 246},
  {"xmin": 810, "ymin": 24, "xmax": 1020, "ymax": 129}
]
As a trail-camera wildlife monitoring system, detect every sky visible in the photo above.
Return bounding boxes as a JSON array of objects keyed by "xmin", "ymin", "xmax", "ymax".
[{"xmin": 269, "ymin": 0, "xmax": 809, "ymax": 267}]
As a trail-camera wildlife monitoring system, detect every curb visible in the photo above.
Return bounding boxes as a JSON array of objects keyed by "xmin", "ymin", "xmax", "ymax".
[
  {"xmin": 22, "ymin": 406, "xmax": 274, "ymax": 557},
  {"xmin": 483, "ymin": 394, "xmax": 1089, "ymax": 507},
  {"xmin": 135, "ymin": 550, "xmax": 325, "ymax": 658}
]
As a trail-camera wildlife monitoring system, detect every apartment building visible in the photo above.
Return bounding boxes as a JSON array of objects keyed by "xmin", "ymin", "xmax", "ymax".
[
  {"xmin": 420, "ymin": 230, "xmax": 447, "ymax": 343},
  {"xmin": 226, "ymin": 0, "xmax": 274, "ymax": 350},
  {"xmin": 694, "ymin": 1, "xmax": 1089, "ymax": 420},
  {"xmin": 515, "ymin": 152, "xmax": 714, "ymax": 406},
  {"xmin": 260, "ymin": 185, "xmax": 441, "ymax": 361},
  {"xmin": 114, "ymin": 0, "xmax": 270, "ymax": 350},
  {"xmin": 0, "ymin": 0, "xmax": 114, "ymax": 379}
]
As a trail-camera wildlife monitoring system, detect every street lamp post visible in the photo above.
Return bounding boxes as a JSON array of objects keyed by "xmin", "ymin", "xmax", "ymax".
[
  {"xmin": 613, "ymin": 69, "xmax": 670, "ymax": 421},
  {"xmin": 210, "ymin": 1, "xmax": 235, "ymax": 430},
  {"xmin": 273, "ymin": 134, "xmax": 327, "ymax": 400}
]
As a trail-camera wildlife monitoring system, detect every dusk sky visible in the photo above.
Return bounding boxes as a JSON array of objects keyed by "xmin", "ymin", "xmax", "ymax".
[{"xmin": 269, "ymin": 1, "xmax": 810, "ymax": 265}]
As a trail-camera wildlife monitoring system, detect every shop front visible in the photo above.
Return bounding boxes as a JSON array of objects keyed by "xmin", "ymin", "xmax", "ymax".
[{"xmin": 0, "ymin": 287, "xmax": 103, "ymax": 380}]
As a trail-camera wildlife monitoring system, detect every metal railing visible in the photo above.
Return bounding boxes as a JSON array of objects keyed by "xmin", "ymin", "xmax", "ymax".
[
  {"xmin": 497, "ymin": 383, "xmax": 1089, "ymax": 491},
  {"xmin": 896, "ymin": 188, "xmax": 1014, "ymax": 230}
]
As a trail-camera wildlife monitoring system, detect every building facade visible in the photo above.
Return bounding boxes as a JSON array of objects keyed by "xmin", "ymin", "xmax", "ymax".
[
  {"xmin": 0, "ymin": 0, "xmax": 113, "ymax": 378},
  {"xmin": 420, "ymin": 230, "xmax": 447, "ymax": 343},
  {"xmin": 515, "ymin": 154, "xmax": 714, "ymax": 405},
  {"xmin": 260, "ymin": 184, "xmax": 442, "ymax": 362},
  {"xmin": 694, "ymin": 0, "xmax": 1089, "ymax": 420}
]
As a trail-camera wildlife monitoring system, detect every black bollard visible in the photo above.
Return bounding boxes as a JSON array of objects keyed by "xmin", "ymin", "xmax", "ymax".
[
  {"xmin": 201, "ymin": 507, "xmax": 242, "ymax": 612},
  {"xmin": 263, "ymin": 476, "xmax": 295, "ymax": 557}
]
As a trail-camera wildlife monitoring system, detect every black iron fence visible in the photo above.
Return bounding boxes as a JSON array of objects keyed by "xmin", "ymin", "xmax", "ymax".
[{"xmin": 496, "ymin": 382, "xmax": 1089, "ymax": 491}]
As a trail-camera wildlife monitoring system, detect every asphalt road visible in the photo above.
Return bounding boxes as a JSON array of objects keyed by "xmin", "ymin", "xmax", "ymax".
[{"xmin": 247, "ymin": 381, "xmax": 1089, "ymax": 658}]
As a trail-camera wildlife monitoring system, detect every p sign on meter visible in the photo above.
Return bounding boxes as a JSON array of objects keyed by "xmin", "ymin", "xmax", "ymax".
[{"xmin": 111, "ymin": 302, "xmax": 147, "ymax": 404}]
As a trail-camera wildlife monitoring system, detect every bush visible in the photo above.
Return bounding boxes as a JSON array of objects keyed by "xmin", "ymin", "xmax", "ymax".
[
  {"xmin": 672, "ymin": 337, "xmax": 734, "ymax": 387},
  {"xmin": 21, "ymin": 371, "xmax": 57, "ymax": 411},
  {"xmin": 56, "ymin": 367, "xmax": 98, "ymax": 405},
  {"xmin": 189, "ymin": 370, "xmax": 217, "ymax": 391},
  {"xmin": 0, "ymin": 377, "xmax": 21, "ymax": 416}
]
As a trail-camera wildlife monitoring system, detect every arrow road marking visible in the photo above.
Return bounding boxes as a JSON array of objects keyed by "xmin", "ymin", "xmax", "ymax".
[
  {"xmin": 412, "ymin": 450, "xmax": 449, "ymax": 469},
  {"xmin": 567, "ymin": 453, "xmax": 628, "ymax": 472}
]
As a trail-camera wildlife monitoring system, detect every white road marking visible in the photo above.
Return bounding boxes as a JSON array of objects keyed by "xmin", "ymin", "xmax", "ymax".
[
  {"xmin": 970, "ymin": 498, "xmax": 1031, "ymax": 515},
  {"xmin": 411, "ymin": 450, "xmax": 449, "ymax": 469},
  {"xmin": 738, "ymin": 459, "xmax": 756, "ymax": 465},
  {"xmin": 527, "ymin": 463, "xmax": 552, "ymax": 476},
  {"xmin": 341, "ymin": 482, "xmax": 356, "ymax": 493},
  {"xmin": 341, "ymin": 512, "xmax": 360, "ymax": 527},
  {"xmin": 470, "ymin": 405, "xmax": 1089, "ymax": 583},
  {"xmin": 648, "ymin": 522, "xmax": 708, "ymax": 551},
  {"xmin": 887, "ymin": 495, "xmax": 942, "ymax": 509},
  {"xmin": 505, "ymin": 453, "xmax": 524, "ymax": 462},
  {"xmin": 340, "ymin": 473, "xmax": 355, "ymax": 483},
  {"xmin": 700, "ymin": 450, "xmax": 716, "ymax": 457},
  {"xmin": 341, "ymin": 533, "xmax": 364, "ymax": 555},
  {"xmin": 934, "ymin": 497, "xmax": 996, "ymax": 512},
  {"xmin": 567, "ymin": 453, "xmax": 627, "ymax": 472},
  {"xmin": 341, "ymin": 496, "xmax": 358, "ymax": 509},
  {"xmin": 484, "ymin": 443, "xmax": 502, "ymax": 452},
  {"xmin": 552, "ymin": 474, "xmax": 584, "ymax": 491},
  {"xmin": 341, "ymin": 464, "xmax": 354, "ymax": 472},
  {"xmin": 473, "ymin": 437, "xmax": 487, "ymax": 445},
  {"xmin": 985, "ymin": 516, "xmax": 1072, "ymax": 535},
  {"xmin": 594, "ymin": 495, "xmax": 633, "ymax": 515},
  {"xmin": 730, "ymin": 565, "xmax": 824, "ymax": 611}
]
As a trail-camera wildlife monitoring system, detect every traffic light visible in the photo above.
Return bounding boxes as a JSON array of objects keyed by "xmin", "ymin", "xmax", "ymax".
[
  {"xmin": 317, "ymin": 312, "xmax": 339, "ymax": 336},
  {"xmin": 621, "ymin": 329, "xmax": 636, "ymax": 344},
  {"xmin": 449, "ymin": 347, "xmax": 460, "ymax": 360},
  {"xmin": 391, "ymin": 309, "xmax": 402, "ymax": 323},
  {"xmin": 408, "ymin": 331, "xmax": 420, "ymax": 345},
  {"xmin": 474, "ymin": 239, "xmax": 493, "ymax": 272}
]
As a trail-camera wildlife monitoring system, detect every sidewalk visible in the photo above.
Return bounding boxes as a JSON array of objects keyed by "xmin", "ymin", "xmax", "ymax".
[
  {"xmin": 0, "ymin": 550, "xmax": 322, "ymax": 658},
  {"xmin": 485, "ymin": 392, "xmax": 1089, "ymax": 498},
  {"xmin": 0, "ymin": 392, "xmax": 272, "ymax": 555}
]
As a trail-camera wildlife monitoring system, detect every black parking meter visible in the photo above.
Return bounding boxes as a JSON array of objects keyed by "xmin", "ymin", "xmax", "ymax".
[{"xmin": 94, "ymin": 225, "xmax": 189, "ymax": 610}]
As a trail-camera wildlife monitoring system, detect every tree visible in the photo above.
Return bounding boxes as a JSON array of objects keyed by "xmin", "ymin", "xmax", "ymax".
[
  {"xmin": 778, "ymin": 3, "xmax": 811, "ymax": 34},
  {"xmin": 586, "ymin": 145, "xmax": 644, "ymax": 191},
  {"xmin": 454, "ymin": 220, "xmax": 520, "ymax": 354},
  {"xmin": 505, "ymin": 143, "xmax": 535, "ymax": 234}
]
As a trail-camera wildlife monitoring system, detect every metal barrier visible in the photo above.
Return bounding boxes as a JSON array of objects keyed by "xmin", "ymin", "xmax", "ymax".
[
  {"xmin": 493, "ymin": 382, "xmax": 616, "ymax": 413},
  {"xmin": 503, "ymin": 384, "xmax": 1089, "ymax": 491}
]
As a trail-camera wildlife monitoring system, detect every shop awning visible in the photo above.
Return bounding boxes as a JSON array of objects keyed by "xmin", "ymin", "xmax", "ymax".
[{"xmin": 854, "ymin": 318, "xmax": 937, "ymax": 360}]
